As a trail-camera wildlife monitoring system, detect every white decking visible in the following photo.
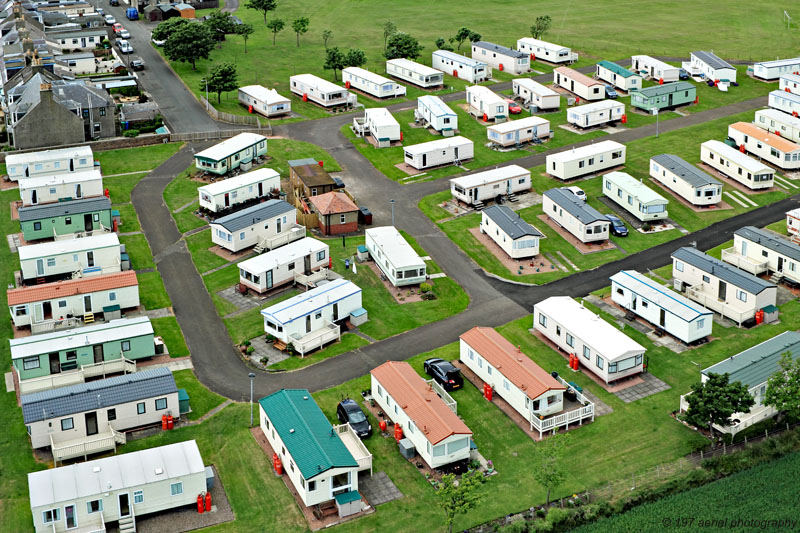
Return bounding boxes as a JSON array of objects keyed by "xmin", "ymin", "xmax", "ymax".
[
  {"xmin": 428, "ymin": 378, "xmax": 458, "ymax": 415},
  {"xmin": 50, "ymin": 426, "xmax": 126, "ymax": 465},
  {"xmin": 19, "ymin": 358, "xmax": 137, "ymax": 394},
  {"xmin": 721, "ymin": 248, "xmax": 769, "ymax": 275},
  {"xmin": 529, "ymin": 375, "xmax": 595, "ymax": 437},
  {"xmin": 30, "ymin": 317, "xmax": 83, "ymax": 335},
  {"xmin": 289, "ymin": 321, "xmax": 341, "ymax": 356},
  {"xmin": 685, "ymin": 286, "xmax": 753, "ymax": 324},
  {"xmin": 333, "ymin": 424, "xmax": 373, "ymax": 474},
  {"xmin": 293, "ymin": 267, "xmax": 331, "ymax": 288},
  {"xmin": 258, "ymin": 224, "xmax": 306, "ymax": 252}
]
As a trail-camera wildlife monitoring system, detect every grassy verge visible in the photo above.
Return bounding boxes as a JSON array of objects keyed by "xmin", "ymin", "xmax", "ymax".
[
  {"xmin": 268, "ymin": 333, "xmax": 370, "ymax": 371},
  {"xmin": 136, "ymin": 271, "xmax": 171, "ymax": 310},
  {"xmin": 186, "ymin": 228, "xmax": 229, "ymax": 273},
  {"xmin": 172, "ymin": 369, "xmax": 226, "ymax": 421},
  {"xmin": 223, "ymin": 289, "xmax": 300, "ymax": 344},
  {"xmin": 121, "ymin": 233, "xmax": 155, "ymax": 271},
  {"xmin": 105, "ymin": 172, "xmax": 150, "ymax": 205},
  {"xmin": 151, "ymin": 316, "xmax": 190, "ymax": 358},
  {"xmin": 96, "ymin": 143, "xmax": 182, "ymax": 175},
  {"xmin": 114, "ymin": 203, "xmax": 141, "ymax": 233}
]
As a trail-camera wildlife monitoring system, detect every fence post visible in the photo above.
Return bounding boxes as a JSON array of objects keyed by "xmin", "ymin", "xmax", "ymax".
[
  {"xmin": 700, "ymin": 449, "xmax": 703, "ymax": 461},
  {"xmin": 723, "ymin": 442, "xmax": 726, "ymax": 454},
  {"xmin": 766, "ymin": 429, "xmax": 769, "ymax": 440},
  {"xmin": 744, "ymin": 435, "xmax": 747, "ymax": 446}
]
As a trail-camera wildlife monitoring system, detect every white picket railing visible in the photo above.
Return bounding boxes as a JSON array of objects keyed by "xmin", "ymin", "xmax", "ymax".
[
  {"xmin": 31, "ymin": 317, "xmax": 83, "ymax": 335},
  {"xmin": 721, "ymin": 247, "xmax": 769, "ymax": 275},
  {"xmin": 529, "ymin": 376, "xmax": 595, "ymax": 436},
  {"xmin": 429, "ymin": 379, "xmax": 458, "ymax": 415},
  {"xmin": 290, "ymin": 321, "xmax": 340, "ymax": 357},
  {"xmin": 685, "ymin": 286, "xmax": 752, "ymax": 325},
  {"xmin": 51, "ymin": 430, "xmax": 120, "ymax": 465},
  {"xmin": 334, "ymin": 424, "xmax": 372, "ymax": 474},
  {"xmin": 294, "ymin": 267, "xmax": 329, "ymax": 288},
  {"xmin": 262, "ymin": 224, "xmax": 306, "ymax": 251},
  {"xmin": 19, "ymin": 358, "xmax": 136, "ymax": 394}
]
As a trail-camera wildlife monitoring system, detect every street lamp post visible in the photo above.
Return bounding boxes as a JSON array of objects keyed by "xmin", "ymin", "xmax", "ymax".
[
  {"xmin": 201, "ymin": 78, "xmax": 209, "ymax": 110},
  {"xmin": 390, "ymin": 199, "xmax": 395, "ymax": 227},
  {"xmin": 249, "ymin": 372, "xmax": 256, "ymax": 426},
  {"xmin": 651, "ymin": 107, "xmax": 659, "ymax": 138}
]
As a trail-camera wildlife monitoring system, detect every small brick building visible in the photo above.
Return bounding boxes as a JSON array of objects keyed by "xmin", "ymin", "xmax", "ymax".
[{"xmin": 309, "ymin": 191, "xmax": 359, "ymax": 235}]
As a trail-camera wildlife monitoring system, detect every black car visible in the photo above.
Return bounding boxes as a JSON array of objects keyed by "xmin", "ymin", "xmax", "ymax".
[
  {"xmin": 605, "ymin": 214, "xmax": 628, "ymax": 237},
  {"xmin": 679, "ymin": 68, "xmax": 689, "ymax": 80},
  {"xmin": 332, "ymin": 176, "xmax": 345, "ymax": 189},
  {"xmin": 423, "ymin": 358, "xmax": 463, "ymax": 391},
  {"xmin": 336, "ymin": 399, "xmax": 372, "ymax": 439}
]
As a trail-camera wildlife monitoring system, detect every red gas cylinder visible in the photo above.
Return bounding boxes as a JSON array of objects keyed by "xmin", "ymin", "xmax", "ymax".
[
  {"xmin": 104, "ymin": 188, "xmax": 110, "ymax": 198},
  {"xmin": 787, "ymin": 87, "xmax": 791, "ymax": 93},
  {"xmin": 113, "ymin": 219, "xmax": 118, "ymax": 232},
  {"xmin": 659, "ymin": 78, "xmax": 664, "ymax": 85},
  {"xmin": 453, "ymin": 69, "xmax": 458, "ymax": 77},
  {"xmin": 248, "ymin": 105, "xmax": 253, "ymax": 113},
  {"xmin": 575, "ymin": 97, "xmax": 580, "ymax": 104},
  {"xmin": 483, "ymin": 382, "xmax": 489, "ymax": 399},
  {"xmin": 400, "ymin": 131, "xmax": 404, "ymax": 141},
  {"xmin": 394, "ymin": 423, "xmax": 403, "ymax": 442},
  {"xmin": 530, "ymin": 53, "xmax": 535, "ymax": 61},
  {"xmin": 328, "ymin": 256, "xmax": 333, "ymax": 268},
  {"xmin": 197, "ymin": 494, "xmax": 205, "ymax": 514},
  {"xmin": 483, "ymin": 112, "xmax": 488, "ymax": 122},
  {"xmin": 694, "ymin": 96, "xmax": 699, "ymax": 104},
  {"xmin": 756, "ymin": 310, "xmax": 764, "ymax": 324},
  {"xmin": 162, "ymin": 414, "xmax": 168, "ymax": 430},
  {"xmin": 776, "ymin": 130, "xmax": 781, "ymax": 136},
  {"xmin": 574, "ymin": 356, "xmax": 580, "ymax": 370},
  {"xmin": 379, "ymin": 420, "xmax": 387, "ymax": 432},
  {"xmin": 345, "ymin": 81, "xmax": 351, "ymax": 89},
  {"xmin": 167, "ymin": 415, "xmax": 174, "ymax": 430},
  {"xmin": 302, "ymin": 93, "xmax": 308, "ymax": 102},
  {"xmin": 486, "ymin": 386, "xmax": 493, "ymax": 402},
  {"xmin": 621, "ymin": 114, "xmax": 627, "ymax": 124},
  {"xmin": 318, "ymin": 160, "xmax": 324, "ymax": 167},
  {"xmin": 205, "ymin": 491, "xmax": 212, "ymax": 512},
  {"xmin": 499, "ymin": 63, "xmax": 504, "ymax": 72},
  {"xmin": 740, "ymin": 144, "xmax": 746, "ymax": 153},
  {"xmin": 274, "ymin": 454, "xmax": 283, "ymax": 475},
  {"xmin": 794, "ymin": 111, "xmax": 799, "ymax": 118}
]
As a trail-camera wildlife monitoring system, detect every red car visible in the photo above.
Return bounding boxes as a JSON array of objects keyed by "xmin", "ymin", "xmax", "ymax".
[{"xmin": 505, "ymin": 98, "xmax": 522, "ymax": 114}]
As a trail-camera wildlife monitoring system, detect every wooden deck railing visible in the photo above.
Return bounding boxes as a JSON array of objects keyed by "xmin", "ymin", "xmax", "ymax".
[
  {"xmin": 289, "ymin": 322, "xmax": 340, "ymax": 357},
  {"xmin": 19, "ymin": 357, "xmax": 136, "ymax": 394},
  {"xmin": 721, "ymin": 247, "xmax": 768, "ymax": 275}
]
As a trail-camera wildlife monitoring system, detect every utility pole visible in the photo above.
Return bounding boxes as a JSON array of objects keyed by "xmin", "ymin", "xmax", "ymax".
[{"xmin": 248, "ymin": 372, "xmax": 256, "ymax": 426}]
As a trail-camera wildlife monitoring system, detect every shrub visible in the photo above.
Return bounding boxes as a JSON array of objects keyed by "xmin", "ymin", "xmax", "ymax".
[
  {"xmin": 642, "ymin": 222, "xmax": 653, "ymax": 232},
  {"xmin": 246, "ymin": 345, "xmax": 255, "ymax": 354},
  {"xmin": 420, "ymin": 282, "xmax": 432, "ymax": 293},
  {"xmin": 265, "ymin": 334, "xmax": 276, "ymax": 342},
  {"xmin": 421, "ymin": 292, "xmax": 437, "ymax": 301},
  {"xmin": 123, "ymin": 129, "xmax": 140, "ymax": 138},
  {"xmin": 260, "ymin": 356, "xmax": 269, "ymax": 365},
  {"xmin": 500, "ymin": 521, "xmax": 529, "ymax": 533},
  {"xmin": 545, "ymin": 507, "xmax": 571, "ymax": 528}
]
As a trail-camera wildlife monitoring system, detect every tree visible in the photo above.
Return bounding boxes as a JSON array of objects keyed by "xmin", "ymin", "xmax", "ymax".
[
  {"xmin": 384, "ymin": 32, "xmax": 423, "ymax": 60},
  {"xmin": 164, "ymin": 22, "xmax": 215, "ymax": 70},
  {"xmin": 685, "ymin": 373, "xmax": 755, "ymax": 438},
  {"xmin": 531, "ymin": 433, "xmax": 569, "ymax": 506},
  {"xmin": 203, "ymin": 62, "xmax": 239, "ymax": 104},
  {"xmin": 382, "ymin": 20, "xmax": 397, "ymax": 52},
  {"xmin": 291, "ymin": 17, "xmax": 309, "ymax": 47},
  {"xmin": 237, "ymin": 23, "xmax": 254, "ymax": 53},
  {"xmin": 530, "ymin": 15, "xmax": 552, "ymax": 39},
  {"xmin": 469, "ymin": 31, "xmax": 482, "ymax": 43},
  {"xmin": 434, "ymin": 37, "xmax": 453, "ymax": 51},
  {"xmin": 203, "ymin": 11, "xmax": 236, "ymax": 49},
  {"xmin": 151, "ymin": 17, "xmax": 189, "ymax": 43},
  {"xmin": 246, "ymin": 0, "xmax": 276, "ymax": 24},
  {"xmin": 323, "ymin": 46, "xmax": 345, "ymax": 81},
  {"xmin": 452, "ymin": 27, "xmax": 479, "ymax": 51},
  {"xmin": 266, "ymin": 18, "xmax": 284, "ymax": 45},
  {"xmin": 322, "ymin": 29, "xmax": 333, "ymax": 50},
  {"xmin": 437, "ymin": 470, "xmax": 485, "ymax": 533},
  {"xmin": 344, "ymin": 48, "xmax": 367, "ymax": 68},
  {"xmin": 766, "ymin": 352, "xmax": 800, "ymax": 420}
]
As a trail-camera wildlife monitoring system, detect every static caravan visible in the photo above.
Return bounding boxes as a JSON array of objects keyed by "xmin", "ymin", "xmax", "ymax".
[
  {"xmin": 768, "ymin": 90, "xmax": 800, "ymax": 116},
  {"xmin": 385, "ymin": 58, "xmax": 444, "ymax": 88},
  {"xmin": 542, "ymin": 188, "xmax": 610, "ymax": 243},
  {"xmin": 6, "ymin": 146, "xmax": 93, "ymax": 181},
  {"xmin": 209, "ymin": 199, "xmax": 299, "ymax": 253},
  {"xmin": 779, "ymin": 73, "xmax": 800, "ymax": 96},
  {"xmin": 466, "ymin": 85, "xmax": 508, "ymax": 121},
  {"xmin": 788, "ymin": 208, "xmax": 800, "ymax": 236},
  {"xmin": 566, "ymin": 100, "xmax": 625, "ymax": 129},
  {"xmin": 753, "ymin": 58, "xmax": 800, "ymax": 81},
  {"xmin": 28, "ymin": 440, "xmax": 206, "ymax": 533},
  {"xmin": 197, "ymin": 168, "xmax": 280, "ymax": 213},
  {"xmin": 683, "ymin": 51, "xmax": 737, "ymax": 83},
  {"xmin": 754, "ymin": 108, "xmax": 800, "ymax": 144},
  {"xmin": 595, "ymin": 60, "xmax": 642, "ymax": 92},
  {"xmin": 431, "ymin": 50, "xmax": 490, "ymax": 83},
  {"xmin": 19, "ymin": 169, "xmax": 103, "ymax": 207},
  {"xmin": 193, "ymin": 133, "xmax": 268, "ymax": 176},
  {"xmin": 261, "ymin": 278, "xmax": 363, "ymax": 355},
  {"xmin": 546, "ymin": 140, "xmax": 626, "ymax": 180},
  {"xmin": 19, "ymin": 232, "xmax": 122, "ymax": 282},
  {"xmin": 290, "ymin": 74, "xmax": 356, "ymax": 107},
  {"xmin": 602, "ymin": 171, "xmax": 669, "ymax": 222},
  {"xmin": 610, "ymin": 270, "xmax": 712, "ymax": 344},
  {"xmin": 487, "ymin": 116, "xmax": 550, "ymax": 147},
  {"xmin": 553, "ymin": 67, "xmax": 605, "ymax": 101},
  {"xmin": 516, "ymin": 37, "xmax": 576, "ymax": 64},
  {"xmin": 361, "ymin": 108, "xmax": 401, "ymax": 147},
  {"xmin": 672, "ymin": 246, "xmax": 777, "ymax": 325},
  {"xmin": 8, "ymin": 270, "xmax": 139, "ymax": 329},
  {"xmin": 403, "ymin": 136, "xmax": 473, "ymax": 170},
  {"xmin": 723, "ymin": 226, "xmax": 800, "ymax": 285},
  {"xmin": 371, "ymin": 361, "xmax": 473, "ymax": 469},
  {"xmin": 631, "ymin": 55, "xmax": 680, "ymax": 82},
  {"xmin": 415, "ymin": 95, "xmax": 458, "ymax": 134},
  {"xmin": 237, "ymin": 85, "xmax": 291, "ymax": 117},
  {"xmin": 630, "ymin": 82, "xmax": 696, "ymax": 112},
  {"xmin": 728, "ymin": 121, "xmax": 800, "ymax": 170},
  {"xmin": 450, "ymin": 165, "xmax": 531, "ymax": 206},
  {"xmin": 700, "ymin": 140, "xmax": 775, "ymax": 190},
  {"xmin": 480, "ymin": 205, "xmax": 543, "ymax": 259},
  {"xmin": 365, "ymin": 226, "xmax": 427, "ymax": 287},
  {"xmin": 238, "ymin": 237, "xmax": 328, "ymax": 293},
  {"xmin": 650, "ymin": 154, "xmax": 722, "ymax": 206},
  {"xmin": 511, "ymin": 78, "xmax": 560, "ymax": 110},
  {"xmin": 18, "ymin": 196, "xmax": 112, "ymax": 241},
  {"xmin": 342, "ymin": 67, "xmax": 406, "ymax": 99},
  {"xmin": 534, "ymin": 296, "xmax": 645, "ymax": 384},
  {"xmin": 471, "ymin": 41, "xmax": 529, "ymax": 75}
]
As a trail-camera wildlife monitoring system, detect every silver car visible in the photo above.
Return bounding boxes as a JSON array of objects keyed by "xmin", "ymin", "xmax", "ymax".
[{"xmin": 116, "ymin": 39, "xmax": 133, "ymax": 54}]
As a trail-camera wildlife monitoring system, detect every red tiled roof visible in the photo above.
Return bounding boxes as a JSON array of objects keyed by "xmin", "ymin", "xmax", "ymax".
[
  {"xmin": 309, "ymin": 191, "xmax": 359, "ymax": 215},
  {"xmin": 371, "ymin": 361, "xmax": 472, "ymax": 444},
  {"xmin": 7, "ymin": 271, "xmax": 139, "ymax": 306},
  {"xmin": 460, "ymin": 327, "xmax": 565, "ymax": 399},
  {"xmin": 554, "ymin": 66, "xmax": 604, "ymax": 87},
  {"xmin": 730, "ymin": 121, "xmax": 800, "ymax": 153}
]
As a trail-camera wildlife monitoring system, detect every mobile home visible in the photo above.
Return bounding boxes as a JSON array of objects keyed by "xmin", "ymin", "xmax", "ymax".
[
  {"xmin": 18, "ymin": 196, "xmax": 113, "ymax": 241},
  {"xmin": 595, "ymin": 60, "xmax": 642, "ymax": 92},
  {"xmin": 546, "ymin": 140, "xmax": 626, "ymax": 180},
  {"xmin": 768, "ymin": 90, "xmax": 800, "ymax": 116},
  {"xmin": 779, "ymin": 73, "xmax": 800, "ymax": 96},
  {"xmin": 723, "ymin": 226, "xmax": 800, "ymax": 285},
  {"xmin": 385, "ymin": 58, "xmax": 443, "ymax": 88},
  {"xmin": 342, "ymin": 67, "xmax": 406, "ymax": 99},
  {"xmin": 630, "ymin": 82, "xmax": 696, "ymax": 112},
  {"xmin": 753, "ymin": 57, "xmax": 800, "ymax": 81},
  {"xmin": 19, "ymin": 232, "xmax": 122, "ymax": 282},
  {"xmin": 631, "ymin": 55, "xmax": 680, "ymax": 82},
  {"xmin": 193, "ymin": 132, "xmax": 268, "ymax": 176},
  {"xmin": 542, "ymin": 188, "xmax": 610, "ymax": 243},
  {"xmin": 566, "ymin": 100, "xmax": 625, "ymax": 129},
  {"xmin": 700, "ymin": 140, "xmax": 775, "ymax": 190},
  {"xmin": 553, "ymin": 67, "xmax": 605, "ymax": 101},
  {"xmin": 365, "ymin": 226, "xmax": 427, "ymax": 286},
  {"xmin": 359, "ymin": 108, "xmax": 401, "ymax": 147},
  {"xmin": 516, "ymin": 37, "xmax": 577, "ymax": 64},
  {"xmin": 511, "ymin": 78, "xmax": 560, "ymax": 110},
  {"xmin": 209, "ymin": 199, "xmax": 300, "ymax": 253},
  {"xmin": 238, "ymin": 237, "xmax": 328, "ymax": 293},
  {"xmin": 6, "ymin": 146, "xmax": 93, "ymax": 181},
  {"xmin": 534, "ymin": 296, "xmax": 646, "ymax": 384},
  {"xmin": 466, "ymin": 85, "xmax": 508, "ymax": 121},
  {"xmin": 480, "ymin": 205, "xmax": 543, "ymax": 259},
  {"xmin": 290, "ymin": 73, "xmax": 357, "ymax": 107},
  {"xmin": 683, "ymin": 51, "xmax": 736, "ymax": 83},
  {"xmin": 449, "ymin": 165, "xmax": 531, "ymax": 206},
  {"xmin": 602, "ymin": 171, "xmax": 669, "ymax": 222},
  {"xmin": 415, "ymin": 95, "xmax": 458, "ymax": 134},
  {"xmin": 403, "ymin": 136, "xmax": 473, "ymax": 170},
  {"xmin": 649, "ymin": 154, "xmax": 722, "ymax": 206},
  {"xmin": 238, "ymin": 85, "xmax": 291, "ymax": 117},
  {"xmin": 19, "ymin": 169, "xmax": 103, "ymax": 207},
  {"xmin": 471, "ymin": 41, "xmax": 529, "ymax": 75},
  {"xmin": 197, "ymin": 168, "xmax": 280, "ymax": 213},
  {"xmin": 610, "ymin": 270, "xmax": 712, "ymax": 344},
  {"xmin": 754, "ymin": 108, "xmax": 800, "ymax": 144},
  {"xmin": 787, "ymin": 208, "xmax": 800, "ymax": 236},
  {"xmin": 728, "ymin": 121, "xmax": 800, "ymax": 170},
  {"xmin": 487, "ymin": 116, "xmax": 550, "ymax": 147},
  {"xmin": 432, "ymin": 50, "xmax": 489, "ymax": 83}
]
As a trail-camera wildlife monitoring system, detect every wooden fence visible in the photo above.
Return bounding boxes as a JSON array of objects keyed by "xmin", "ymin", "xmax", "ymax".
[{"xmin": 200, "ymin": 96, "xmax": 265, "ymax": 127}]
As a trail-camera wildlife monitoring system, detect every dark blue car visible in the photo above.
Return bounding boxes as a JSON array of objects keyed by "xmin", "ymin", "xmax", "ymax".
[{"xmin": 605, "ymin": 214, "xmax": 628, "ymax": 237}]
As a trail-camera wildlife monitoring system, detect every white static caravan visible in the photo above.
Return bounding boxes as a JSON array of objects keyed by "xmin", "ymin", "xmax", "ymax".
[
  {"xmin": 28, "ymin": 440, "xmax": 206, "ymax": 533},
  {"xmin": 649, "ymin": 154, "xmax": 722, "ymax": 206},
  {"xmin": 753, "ymin": 57, "xmax": 800, "ymax": 81},
  {"xmin": 365, "ymin": 226, "xmax": 427, "ymax": 287},
  {"xmin": 512, "ymin": 78, "xmax": 560, "ymax": 110},
  {"xmin": 237, "ymin": 85, "xmax": 291, "ymax": 117},
  {"xmin": 431, "ymin": 50, "xmax": 490, "ymax": 83},
  {"xmin": 415, "ymin": 95, "xmax": 458, "ymax": 135},
  {"xmin": 724, "ymin": 226, "xmax": 800, "ymax": 285},
  {"xmin": 238, "ymin": 237, "xmax": 328, "ymax": 293},
  {"xmin": 780, "ymin": 74, "xmax": 800, "ymax": 96},
  {"xmin": 700, "ymin": 140, "xmax": 775, "ymax": 190},
  {"xmin": 631, "ymin": 55, "xmax": 680, "ymax": 82},
  {"xmin": 449, "ymin": 165, "xmax": 531, "ymax": 205},
  {"xmin": 602, "ymin": 171, "xmax": 669, "ymax": 222},
  {"xmin": 471, "ymin": 41, "xmax": 530, "ymax": 75},
  {"xmin": 566, "ymin": 100, "xmax": 625, "ymax": 129},
  {"xmin": 289, "ymin": 74, "xmax": 356, "ymax": 107},
  {"xmin": 516, "ymin": 37, "xmax": 577, "ymax": 64},
  {"xmin": 542, "ymin": 188, "xmax": 610, "ymax": 244},
  {"xmin": 480, "ymin": 205, "xmax": 543, "ymax": 259},
  {"xmin": 197, "ymin": 168, "xmax": 280, "ymax": 213},
  {"xmin": 595, "ymin": 61, "xmax": 642, "ymax": 92},
  {"xmin": 768, "ymin": 90, "xmax": 800, "ymax": 116},
  {"xmin": 728, "ymin": 122, "xmax": 800, "ymax": 171},
  {"xmin": 553, "ymin": 67, "xmax": 605, "ymax": 101},
  {"xmin": 371, "ymin": 361, "xmax": 473, "ymax": 469},
  {"xmin": 610, "ymin": 270, "xmax": 713, "ymax": 344},
  {"xmin": 385, "ymin": 58, "xmax": 444, "ymax": 88},
  {"xmin": 342, "ymin": 67, "xmax": 406, "ymax": 99},
  {"xmin": 362, "ymin": 108, "xmax": 401, "ymax": 147},
  {"xmin": 209, "ymin": 200, "xmax": 299, "ymax": 253},
  {"xmin": 19, "ymin": 233, "xmax": 122, "ymax": 282},
  {"xmin": 19, "ymin": 170, "xmax": 103, "ymax": 207},
  {"xmin": 487, "ymin": 116, "xmax": 550, "ymax": 147},
  {"xmin": 683, "ymin": 51, "xmax": 737, "ymax": 83},
  {"xmin": 466, "ymin": 85, "xmax": 508, "ymax": 121},
  {"xmin": 403, "ymin": 136, "xmax": 473, "ymax": 170},
  {"xmin": 788, "ymin": 208, "xmax": 800, "ymax": 236},
  {"xmin": 6, "ymin": 146, "xmax": 93, "ymax": 181},
  {"xmin": 534, "ymin": 296, "xmax": 645, "ymax": 384},
  {"xmin": 546, "ymin": 140, "xmax": 626, "ymax": 180},
  {"xmin": 193, "ymin": 133, "xmax": 268, "ymax": 176},
  {"xmin": 754, "ymin": 108, "xmax": 800, "ymax": 144}
]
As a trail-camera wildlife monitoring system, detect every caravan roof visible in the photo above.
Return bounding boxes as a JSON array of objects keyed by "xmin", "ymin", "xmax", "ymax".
[
  {"xmin": 198, "ymin": 168, "xmax": 279, "ymax": 196},
  {"xmin": 450, "ymin": 165, "xmax": 529, "ymax": 189},
  {"xmin": 702, "ymin": 331, "xmax": 800, "ymax": 389},
  {"xmin": 18, "ymin": 232, "xmax": 119, "ymax": 260},
  {"xmin": 555, "ymin": 66, "xmax": 604, "ymax": 87},
  {"xmin": 239, "ymin": 85, "xmax": 289, "ymax": 104},
  {"xmin": 20, "ymin": 168, "xmax": 101, "ymax": 189},
  {"xmin": 467, "ymin": 85, "xmax": 505, "ymax": 104},
  {"xmin": 343, "ymin": 66, "xmax": 394, "ymax": 85},
  {"xmin": 261, "ymin": 278, "xmax": 361, "ymax": 325},
  {"xmin": 672, "ymin": 246, "xmax": 775, "ymax": 295},
  {"xmin": 418, "ymin": 95, "xmax": 456, "ymax": 117},
  {"xmin": 691, "ymin": 51, "xmax": 734, "ymax": 71},
  {"xmin": 610, "ymin": 270, "xmax": 711, "ymax": 322},
  {"xmin": 755, "ymin": 57, "xmax": 800, "ymax": 69},
  {"xmin": 604, "ymin": 171, "xmax": 667, "ymax": 205},
  {"xmin": 433, "ymin": 50, "xmax": 487, "ymax": 68},
  {"xmin": 543, "ymin": 188, "xmax": 606, "ymax": 225},
  {"xmin": 6, "ymin": 145, "xmax": 92, "ymax": 166},
  {"xmin": 7, "ymin": 270, "xmax": 137, "ymax": 306},
  {"xmin": 366, "ymin": 226, "xmax": 426, "ymax": 269},
  {"xmin": 517, "ymin": 37, "xmax": 568, "ymax": 53},
  {"xmin": 482, "ymin": 205, "xmax": 543, "ymax": 240},
  {"xmin": 735, "ymin": 226, "xmax": 800, "ymax": 263},
  {"xmin": 702, "ymin": 140, "xmax": 776, "ymax": 174},
  {"xmin": 239, "ymin": 237, "xmax": 327, "ymax": 274},
  {"xmin": 756, "ymin": 108, "xmax": 800, "ymax": 129},
  {"xmin": 17, "ymin": 196, "xmax": 111, "ymax": 222},
  {"xmin": 194, "ymin": 132, "xmax": 267, "ymax": 162},
  {"xmin": 210, "ymin": 199, "xmax": 294, "ymax": 233},
  {"xmin": 568, "ymin": 99, "xmax": 623, "ymax": 115},
  {"xmin": 548, "ymin": 140, "xmax": 624, "ymax": 163},
  {"xmin": 365, "ymin": 107, "xmax": 399, "ymax": 128},
  {"xmin": 472, "ymin": 41, "xmax": 527, "ymax": 59},
  {"xmin": 596, "ymin": 60, "xmax": 637, "ymax": 78},
  {"xmin": 387, "ymin": 58, "xmax": 440, "ymax": 77},
  {"xmin": 487, "ymin": 115, "xmax": 549, "ymax": 134},
  {"xmin": 513, "ymin": 77, "xmax": 559, "ymax": 96},
  {"xmin": 404, "ymin": 136, "xmax": 471, "ymax": 156},
  {"xmin": 651, "ymin": 154, "xmax": 720, "ymax": 188},
  {"xmin": 730, "ymin": 121, "xmax": 800, "ymax": 153},
  {"xmin": 291, "ymin": 73, "xmax": 344, "ymax": 94}
]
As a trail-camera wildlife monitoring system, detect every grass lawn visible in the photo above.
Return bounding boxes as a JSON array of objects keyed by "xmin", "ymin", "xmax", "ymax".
[
  {"xmin": 120, "ymin": 233, "xmax": 155, "ymax": 270},
  {"xmin": 96, "ymin": 143, "xmax": 182, "ymax": 175},
  {"xmin": 114, "ymin": 203, "xmax": 141, "ymax": 234},
  {"xmin": 172, "ymin": 369, "xmax": 226, "ymax": 421},
  {"xmin": 268, "ymin": 333, "xmax": 370, "ymax": 371},
  {"xmin": 151, "ymin": 316, "xmax": 190, "ymax": 358},
  {"xmin": 201, "ymin": 263, "xmax": 241, "ymax": 316},
  {"xmin": 223, "ymin": 288, "xmax": 300, "ymax": 344},
  {"xmin": 173, "ymin": 203, "xmax": 208, "ymax": 234},
  {"xmin": 104, "ymin": 172, "xmax": 149, "ymax": 205},
  {"xmin": 185, "ymin": 228, "xmax": 229, "ymax": 273},
  {"xmin": 136, "ymin": 271, "xmax": 172, "ymax": 309}
]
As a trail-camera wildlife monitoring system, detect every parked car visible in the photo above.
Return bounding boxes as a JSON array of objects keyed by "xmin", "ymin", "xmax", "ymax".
[
  {"xmin": 152, "ymin": 33, "xmax": 165, "ymax": 46},
  {"xmin": 96, "ymin": 8, "xmax": 104, "ymax": 15},
  {"xmin": 126, "ymin": 7, "xmax": 139, "ymax": 20},
  {"xmin": 423, "ymin": 358, "xmax": 463, "ymax": 391},
  {"xmin": 116, "ymin": 39, "xmax": 133, "ymax": 54},
  {"xmin": 104, "ymin": 14, "xmax": 116, "ymax": 24},
  {"xmin": 504, "ymin": 98, "xmax": 522, "ymax": 114},
  {"xmin": 604, "ymin": 85, "xmax": 618, "ymax": 99},
  {"xmin": 336, "ymin": 399, "xmax": 372, "ymax": 439},
  {"xmin": 129, "ymin": 57, "xmax": 145, "ymax": 71},
  {"xmin": 332, "ymin": 176, "xmax": 345, "ymax": 189},
  {"xmin": 563, "ymin": 186, "xmax": 586, "ymax": 201},
  {"xmin": 109, "ymin": 0, "xmax": 119, "ymax": 6},
  {"xmin": 679, "ymin": 69, "xmax": 690, "ymax": 80},
  {"xmin": 119, "ymin": 29, "xmax": 131, "ymax": 39},
  {"xmin": 605, "ymin": 214, "xmax": 628, "ymax": 237}
]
